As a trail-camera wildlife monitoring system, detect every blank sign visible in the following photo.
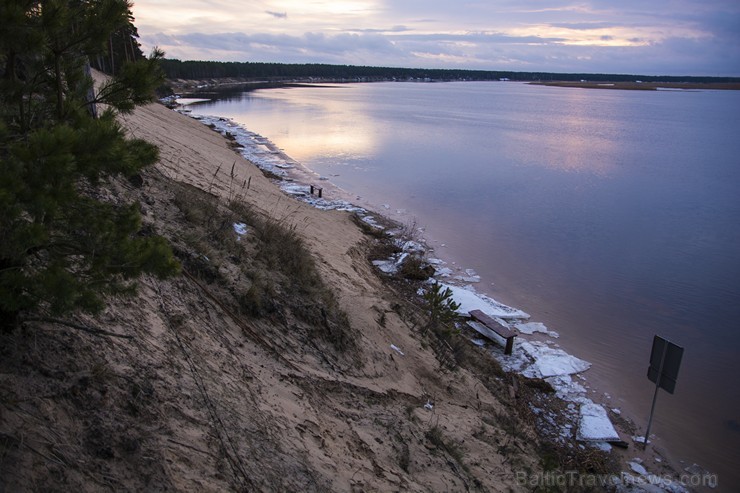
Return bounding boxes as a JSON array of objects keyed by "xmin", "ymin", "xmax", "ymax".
[{"xmin": 647, "ymin": 335, "xmax": 684, "ymax": 394}]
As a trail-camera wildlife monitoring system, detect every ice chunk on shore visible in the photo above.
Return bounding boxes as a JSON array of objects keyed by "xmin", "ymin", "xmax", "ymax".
[
  {"xmin": 629, "ymin": 461, "xmax": 649, "ymax": 476},
  {"xmin": 519, "ymin": 341, "xmax": 591, "ymax": 378},
  {"xmin": 281, "ymin": 183, "xmax": 309, "ymax": 197},
  {"xmin": 176, "ymin": 97, "xmax": 211, "ymax": 105},
  {"xmin": 453, "ymin": 269, "xmax": 481, "ymax": 283},
  {"xmin": 439, "ymin": 282, "xmax": 529, "ymax": 320},
  {"xmin": 360, "ymin": 215, "xmax": 383, "ymax": 229},
  {"xmin": 372, "ymin": 253, "xmax": 409, "ymax": 274},
  {"xmin": 577, "ymin": 402, "xmax": 620, "ymax": 442},
  {"xmin": 189, "ymin": 115, "xmax": 293, "ymax": 176},
  {"xmin": 454, "ymin": 274, "xmax": 481, "ymax": 283},
  {"xmin": 546, "ymin": 374, "xmax": 589, "ymax": 403},
  {"xmin": 372, "ymin": 259, "xmax": 397, "ymax": 274},
  {"xmin": 515, "ymin": 322, "xmax": 560, "ymax": 338},
  {"xmin": 399, "ymin": 240, "xmax": 424, "ymax": 253}
]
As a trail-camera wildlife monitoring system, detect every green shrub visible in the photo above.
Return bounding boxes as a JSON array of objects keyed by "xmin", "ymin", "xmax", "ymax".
[{"xmin": 424, "ymin": 282, "xmax": 461, "ymax": 327}]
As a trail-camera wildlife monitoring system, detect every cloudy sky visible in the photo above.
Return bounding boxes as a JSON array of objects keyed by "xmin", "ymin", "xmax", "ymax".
[{"xmin": 131, "ymin": 0, "xmax": 740, "ymax": 76}]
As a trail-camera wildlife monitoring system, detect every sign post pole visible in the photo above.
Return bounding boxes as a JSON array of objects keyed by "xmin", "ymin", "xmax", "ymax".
[
  {"xmin": 643, "ymin": 346, "xmax": 667, "ymax": 450},
  {"xmin": 644, "ymin": 335, "xmax": 683, "ymax": 450}
]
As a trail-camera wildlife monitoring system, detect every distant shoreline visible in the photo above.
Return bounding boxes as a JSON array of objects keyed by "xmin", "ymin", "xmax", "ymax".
[
  {"xmin": 167, "ymin": 77, "xmax": 740, "ymax": 99},
  {"xmin": 530, "ymin": 80, "xmax": 740, "ymax": 91}
]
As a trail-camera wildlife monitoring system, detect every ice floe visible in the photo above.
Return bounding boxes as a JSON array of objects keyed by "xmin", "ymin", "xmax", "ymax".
[
  {"xmin": 398, "ymin": 240, "xmax": 425, "ymax": 253},
  {"xmin": 372, "ymin": 252, "xmax": 409, "ymax": 275},
  {"xmin": 577, "ymin": 402, "xmax": 620, "ymax": 442},
  {"xmin": 515, "ymin": 321, "xmax": 559, "ymax": 338},
  {"xmin": 629, "ymin": 461, "xmax": 649, "ymax": 476},
  {"xmin": 509, "ymin": 340, "xmax": 591, "ymax": 379},
  {"xmin": 371, "ymin": 239, "xmax": 435, "ymax": 276},
  {"xmin": 547, "ymin": 374, "xmax": 589, "ymax": 403},
  {"xmin": 439, "ymin": 282, "xmax": 529, "ymax": 320},
  {"xmin": 454, "ymin": 268, "xmax": 481, "ymax": 283},
  {"xmin": 360, "ymin": 215, "xmax": 383, "ymax": 229}
]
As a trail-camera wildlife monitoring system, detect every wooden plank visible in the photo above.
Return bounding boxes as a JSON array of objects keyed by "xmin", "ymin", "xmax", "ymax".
[
  {"xmin": 504, "ymin": 336, "xmax": 514, "ymax": 356},
  {"xmin": 469, "ymin": 309, "xmax": 517, "ymax": 355},
  {"xmin": 467, "ymin": 321, "xmax": 507, "ymax": 344},
  {"xmin": 469, "ymin": 310, "xmax": 516, "ymax": 338}
]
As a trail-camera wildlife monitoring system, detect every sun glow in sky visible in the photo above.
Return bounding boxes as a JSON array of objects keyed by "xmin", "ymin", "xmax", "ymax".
[{"xmin": 131, "ymin": 0, "xmax": 740, "ymax": 76}]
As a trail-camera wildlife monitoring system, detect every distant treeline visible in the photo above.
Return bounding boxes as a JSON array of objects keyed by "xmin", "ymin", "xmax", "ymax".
[{"xmin": 160, "ymin": 59, "xmax": 740, "ymax": 84}]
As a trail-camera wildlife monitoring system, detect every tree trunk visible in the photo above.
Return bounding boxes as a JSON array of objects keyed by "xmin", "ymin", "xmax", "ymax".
[
  {"xmin": 84, "ymin": 61, "xmax": 98, "ymax": 119},
  {"xmin": 54, "ymin": 52, "xmax": 64, "ymax": 119}
]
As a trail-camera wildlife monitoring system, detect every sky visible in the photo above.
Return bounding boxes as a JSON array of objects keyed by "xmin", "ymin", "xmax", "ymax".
[{"xmin": 131, "ymin": 0, "xmax": 740, "ymax": 77}]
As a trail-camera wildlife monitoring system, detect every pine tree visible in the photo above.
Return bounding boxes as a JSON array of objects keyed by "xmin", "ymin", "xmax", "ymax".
[
  {"xmin": 0, "ymin": 0, "xmax": 179, "ymax": 329},
  {"xmin": 424, "ymin": 282, "xmax": 461, "ymax": 328}
]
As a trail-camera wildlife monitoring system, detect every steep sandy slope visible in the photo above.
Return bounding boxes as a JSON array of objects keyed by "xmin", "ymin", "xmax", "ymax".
[{"xmin": 0, "ymin": 101, "xmax": 550, "ymax": 491}]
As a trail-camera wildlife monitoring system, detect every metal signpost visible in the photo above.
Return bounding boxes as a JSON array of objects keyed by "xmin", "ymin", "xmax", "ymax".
[{"xmin": 644, "ymin": 335, "xmax": 684, "ymax": 449}]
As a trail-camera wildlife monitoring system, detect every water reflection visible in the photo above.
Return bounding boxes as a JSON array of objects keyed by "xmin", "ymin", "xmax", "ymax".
[
  {"xmin": 193, "ymin": 85, "xmax": 380, "ymax": 164},
  {"xmin": 515, "ymin": 89, "xmax": 623, "ymax": 175}
]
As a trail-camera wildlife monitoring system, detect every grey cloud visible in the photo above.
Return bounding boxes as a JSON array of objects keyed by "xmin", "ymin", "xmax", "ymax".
[
  {"xmin": 691, "ymin": 9, "xmax": 740, "ymax": 38},
  {"xmin": 388, "ymin": 31, "xmax": 564, "ymax": 45},
  {"xmin": 348, "ymin": 25, "xmax": 412, "ymax": 34},
  {"xmin": 159, "ymin": 30, "xmax": 402, "ymax": 62},
  {"xmin": 266, "ymin": 11, "xmax": 287, "ymax": 19},
  {"xmin": 550, "ymin": 22, "xmax": 620, "ymax": 30}
]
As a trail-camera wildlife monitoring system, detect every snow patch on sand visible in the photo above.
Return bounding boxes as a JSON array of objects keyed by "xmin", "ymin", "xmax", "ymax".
[{"xmin": 233, "ymin": 222, "xmax": 248, "ymax": 238}]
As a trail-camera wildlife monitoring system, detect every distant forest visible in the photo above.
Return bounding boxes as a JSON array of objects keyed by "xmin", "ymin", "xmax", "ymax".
[{"xmin": 160, "ymin": 59, "xmax": 740, "ymax": 84}]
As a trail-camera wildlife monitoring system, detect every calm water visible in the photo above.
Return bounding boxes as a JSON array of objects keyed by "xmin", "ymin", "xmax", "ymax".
[{"xmin": 190, "ymin": 82, "xmax": 740, "ymax": 486}]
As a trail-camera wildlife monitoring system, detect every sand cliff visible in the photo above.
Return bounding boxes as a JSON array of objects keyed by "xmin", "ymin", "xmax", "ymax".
[{"xmin": 0, "ymin": 100, "xmax": 558, "ymax": 491}]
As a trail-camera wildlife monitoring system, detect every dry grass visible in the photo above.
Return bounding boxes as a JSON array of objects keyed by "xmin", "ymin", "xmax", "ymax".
[
  {"xmin": 399, "ymin": 255, "xmax": 433, "ymax": 280},
  {"xmin": 170, "ymin": 181, "xmax": 356, "ymax": 354},
  {"xmin": 425, "ymin": 426, "xmax": 471, "ymax": 478}
]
